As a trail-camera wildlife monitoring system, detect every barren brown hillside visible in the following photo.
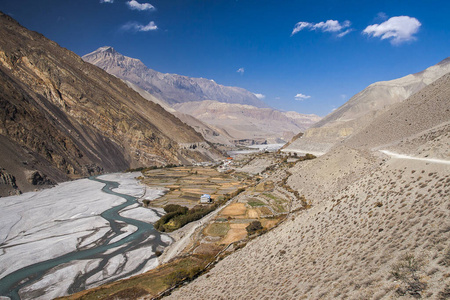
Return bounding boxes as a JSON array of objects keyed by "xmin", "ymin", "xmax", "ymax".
[{"xmin": 284, "ymin": 58, "xmax": 450, "ymax": 155}]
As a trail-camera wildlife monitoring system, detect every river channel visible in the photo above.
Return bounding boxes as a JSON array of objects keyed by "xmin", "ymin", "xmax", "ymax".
[{"xmin": 0, "ymin": 175, "xmax": 169, "ymax": 300}]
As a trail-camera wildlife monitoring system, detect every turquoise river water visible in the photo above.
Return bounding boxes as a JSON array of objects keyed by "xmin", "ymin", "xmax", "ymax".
[{"xmin": 0, "ymin": 176, "xmax": 168, "ymax": 300}]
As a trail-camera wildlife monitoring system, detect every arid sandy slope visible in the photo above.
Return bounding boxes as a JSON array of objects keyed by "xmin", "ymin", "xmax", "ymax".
[{"xmin": 165, "ymin": 74, "xmax": 450, "ymax": 299}]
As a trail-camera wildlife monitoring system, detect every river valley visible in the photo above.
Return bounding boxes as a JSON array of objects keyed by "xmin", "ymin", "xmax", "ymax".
[{"xmin": 0, "ymin": 172, "xmax": 170, "ymax": 300}]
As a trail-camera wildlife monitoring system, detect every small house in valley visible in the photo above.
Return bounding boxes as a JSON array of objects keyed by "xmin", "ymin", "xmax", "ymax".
[{"xmin": 200, "ymin": 194, "xmax": 212, "ymax": 204}]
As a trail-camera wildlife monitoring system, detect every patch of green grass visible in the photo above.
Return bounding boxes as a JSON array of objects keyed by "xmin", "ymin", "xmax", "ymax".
[
  {"xmin": 263, "ymin": 193, "xmax": 282, "ymax": 201},
  {"xmin": 215, "ymin": 217, "xmax": 228, "ymax": 222},
  {"xmin": 248, "ymin": 199, "xmax": 265, "ymax": 207},
  {"xmin": 206, "ymin": 223, "xmax": 230, "ymax": 237},
  {"xmin": 272, "ymin": 203, "xmax": 287, "ymax": 213}
]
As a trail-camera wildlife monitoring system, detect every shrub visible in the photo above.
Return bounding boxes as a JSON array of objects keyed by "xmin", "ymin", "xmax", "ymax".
[
  {"xmin": 154, "ymin": 210, "xmax": 186, "ymax": 231},
  {"xmin": 391, "ymin": 254, "xmax": 427, "ymax": 297},
  {"xmin": 164, "ymin": 266, "xmax": 203, "ymax": 286},
  {"xmin": 246, "ymin": 220, "xmax": 263, "ymax": 234},
  {"xmin": 438, "ymin": 285, "xmax": 450, "ymax": 300},
  {"xmin": 164, "ymin": 204, "xmax": 188, "ymax": 214},
  {"xmin": 441, "ymin": 247, "xmax": 450, "ymax": 266},
  {"xmin": 155, "ymin": 204, "xmax": 216, "ymax": 232},
  {"xmin": 305, "ymin": 153, "xmax": 316, "ymax": 160}
]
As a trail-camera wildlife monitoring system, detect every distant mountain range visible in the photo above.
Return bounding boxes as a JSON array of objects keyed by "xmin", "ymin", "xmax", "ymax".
[
  {"xmin": 174, "ymin": 100, "xmax": 321, "ymax": 144},
  {"xmin": 0, "ymin": 12, "xmax": 221, "ymax": 196},
  {"xmin": 83, "ymin": 46, "xmax": 321, "ymax": 145},
  {"xmin": 284, "ymin": 56, "xmax": 450, "ymax": 154},
  {"xmin": 83, "ymin": 46, "xmax": 268, "ymax": 108}
]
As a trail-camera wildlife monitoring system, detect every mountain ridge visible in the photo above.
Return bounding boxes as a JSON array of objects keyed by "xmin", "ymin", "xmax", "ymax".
[
  {"xmin": 83, "ymin": 47, "xmax": 321, "ymax": 144},
  {"xmin": 0, "ymin": 12, "xmax": 221, "ymax": 196},
  {"xmin": 284, "ymin": 56, "xmax": 450, "ymax": 154},
  {"xmin": 174, "ymin": 100, "xmax": 321, "ymax": 143},
  {"xmin": 83, "ymin": 46, "xmax": 268, "ymax": 108}
]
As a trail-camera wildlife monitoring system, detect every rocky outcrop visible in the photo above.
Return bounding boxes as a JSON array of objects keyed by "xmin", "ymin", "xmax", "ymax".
[
  {"xmin": 83, "ymin": 47, "xmax": 268, "ymax": 108},
  {"xmin": 24, "ymin": 170, "xmax": 53, "ymax": 186},
  {"xmin": 0, "ymin": 168, "xmax": 20, "ymax": 196},
  {"xmin": 0, "ymin": 168, "xmax": 17, "ymax": 188},
  {"xmin": 0, "ymin": 12, "xmax": 222, "ymax": 195}
]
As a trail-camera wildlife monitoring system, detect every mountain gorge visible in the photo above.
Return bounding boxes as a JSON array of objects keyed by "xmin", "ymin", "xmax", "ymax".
[
  {"xmin": 1, "ymin": 7, "xmax": 449, "ymax": 300},
  {"xmin": 66, "ymin": 58, "xmax": 450, "ymax": 300},
  {"xmin": 0, "ymin": 12, "xmax": 221, "ymax": 196},
  {"xmin": 83, "ymin": 47, "xmax": 321, "ymax": 145}
]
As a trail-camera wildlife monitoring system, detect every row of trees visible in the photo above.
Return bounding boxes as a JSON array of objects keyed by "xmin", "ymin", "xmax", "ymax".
[{"xmin": 154, "ymin": 204, "xmax": 216, "ymax": 232}]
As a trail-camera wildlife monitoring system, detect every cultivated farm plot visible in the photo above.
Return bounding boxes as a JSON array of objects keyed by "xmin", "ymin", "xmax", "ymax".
[
  {"xmin": 220, "ymin": 223, "xmax": 248, "ymax": 245},
  {"xmin": 257, "ymin": 206, "xmax": 273, "ymax": 217},
  {"xmin": 261, "ymin": 192, "xmax": 289, "ymax": 214},
  {"xmin": 220, "ymin": 203, "xmax": 247, "ymax": 217},
  {"xmin": 246, "ymin": 208, "xmax": 259, "ymax": 218},
  {"xmin": 204, "ymin": 223, "xmax": 230, "ymax": 237},
  {"xmin": 141, "ymin": 167, "xmax": 247, "ymax": 208}
]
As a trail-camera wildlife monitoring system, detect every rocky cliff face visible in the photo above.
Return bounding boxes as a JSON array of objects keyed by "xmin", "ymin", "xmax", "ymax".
[
  {"xmin": 284, "ymin": 57, "xmax": 450, "ymax": 154},
  {"xmin": 0, "ymin": 12, "xmax": 221, "ymax": 196},
  {"xmin": 83, "ymin": 46, "xmax": 268, "ymax": 108}
]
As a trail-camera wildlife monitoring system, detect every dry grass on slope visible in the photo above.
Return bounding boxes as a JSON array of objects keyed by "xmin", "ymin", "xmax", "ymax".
[
  {"xmin": 390, "ymin": 123, "xmax": 450, "ymax": 160},
  {"xmin": 286, "ymin": 146, "xmax": 379, "ymax": 210},
  {"xmin": 345, "ymin": 73, "xmax": 450, "ymax": 151},
  {"xmin": 165, "ymin": 151, "xmax": 450, "ymax": 300}
]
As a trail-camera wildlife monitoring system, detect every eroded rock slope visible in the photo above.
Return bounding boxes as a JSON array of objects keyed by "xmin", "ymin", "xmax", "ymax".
[{"xmin": 0, "ymin": 12, "xmax": 221, "ymax": 196}]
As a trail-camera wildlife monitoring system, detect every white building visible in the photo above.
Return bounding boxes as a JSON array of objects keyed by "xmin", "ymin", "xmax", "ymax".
[{"xmin": 200, "ymin": 194, "xmax": 212, "ymax": 203}]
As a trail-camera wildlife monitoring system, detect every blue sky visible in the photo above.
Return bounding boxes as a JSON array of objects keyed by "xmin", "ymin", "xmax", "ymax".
[{"xmin": 1, "ymin": 0, "xmax": 449, "ymax": 116}]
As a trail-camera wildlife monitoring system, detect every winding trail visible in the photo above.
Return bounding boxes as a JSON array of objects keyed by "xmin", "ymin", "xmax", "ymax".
[
  {"xmin": 0, "ymin": 176, "xmax": 168, "ymax": 300},
  {"xmin": 379, "ymin": 150, "xmax": 450, "ymax": 165}
]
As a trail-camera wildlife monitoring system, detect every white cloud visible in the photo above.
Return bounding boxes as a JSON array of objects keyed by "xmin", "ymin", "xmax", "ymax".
[
  {"xmin": 253, "ymin": 93, "xmax": 265, "ymax": 99},
  {"xmin": 291, "ymin": 22, "xmax": 311, "ymax": 35},
  {"xmin": 313, "ymin": 20, "xmax": 350, "ymax": 32},
  {"xmin": 363, "ymin": 16, "xmax": 421, "ymax": 45},
  {"xmin": 100, "ymin": 0, "xmax": 114, "ymax": 3},
  {"xmin": 121, "ymin": 21, "xmax": 158, "ymax": 32},
  {"xmin": 376, "ymin": 12, "xmax": 388, "ymax": 21},
  {"xmin": 237, "ymin": 67, "xmax": 245, "ymax": 74},
  {"xmin": 292, "ymin": 20, "xmax": 352, "ymax": 37},
  {"xmin": 295, "ymin": 93, "xmax": 311, "ymax": 101},
  {"xmin": 337, "ymin": 28, "xmax": 353, "ymax": 38},
  {"xmin": 126, "ymin": 0, "xmax": 155, "ymax": 11}
]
